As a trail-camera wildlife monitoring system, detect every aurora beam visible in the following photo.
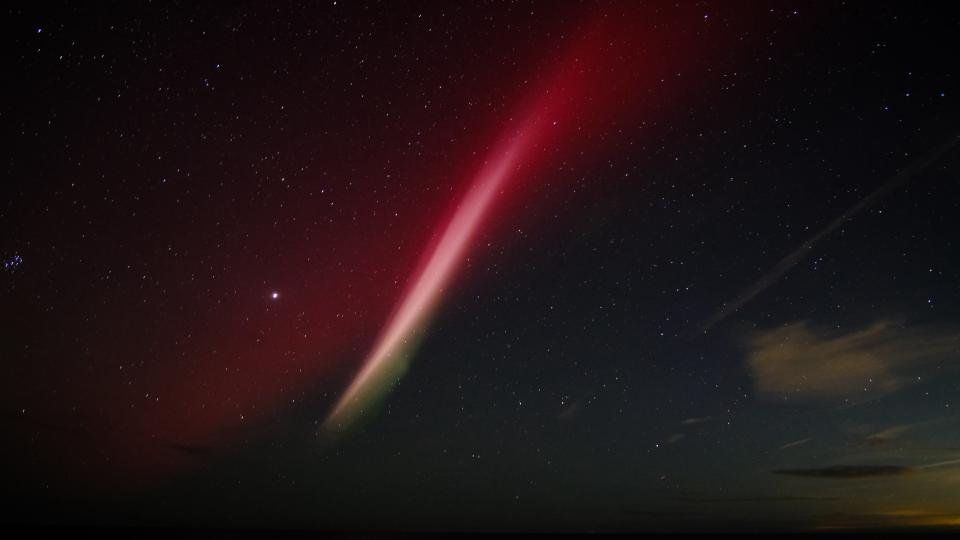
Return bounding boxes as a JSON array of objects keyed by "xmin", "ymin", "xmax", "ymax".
[
  {"xmin": 321, "ymin": 124, "xmax": 542, "ymax": 435},
  {"xmin": 321, "ymin": 10, "xmax": 637, "ymax": 436}
]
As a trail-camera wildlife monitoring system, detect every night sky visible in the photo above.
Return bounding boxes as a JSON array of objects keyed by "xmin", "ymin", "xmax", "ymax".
[{"xmin": 3, "ymin": 0, "xmax": 960, "ymax": 533}]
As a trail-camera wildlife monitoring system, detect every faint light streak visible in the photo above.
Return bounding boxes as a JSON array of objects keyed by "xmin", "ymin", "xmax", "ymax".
[
  {"xmin": 779, "ymin": 437, "xmax": 812, "ymax": 450},
  {"xmin": 700, "ymin": 134, "xmax": 960, "ymax": 333},
  {"xmin": 917, "ymin": 458, "xmax": 960, "ymax": 470}
]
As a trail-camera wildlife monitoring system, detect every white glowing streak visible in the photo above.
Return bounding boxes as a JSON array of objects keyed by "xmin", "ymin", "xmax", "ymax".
[
  {"xmin": 323, "ymin": 131, "xmax": 531, "ymax": 431},
  {"xmin": 918, "ymin": 458, "xmax": 960, "ymax": 470}
]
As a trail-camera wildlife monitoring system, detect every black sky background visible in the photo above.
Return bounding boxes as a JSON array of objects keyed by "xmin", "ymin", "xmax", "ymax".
[{"xmin": 3, "ymin": 0, "xmax": 960, "ymax": 533}]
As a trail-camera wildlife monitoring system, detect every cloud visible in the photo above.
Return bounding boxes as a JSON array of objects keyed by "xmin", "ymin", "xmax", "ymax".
[
  {"xmin": 815, "ymin": 510, "xmax": 960, "ymax": 530},
  {"xmin": 746, "ymin": 320, "xmax": 958, "ymax": 402},
  {"xmin": 773, "ymin": 465, "xmax": 912, "ymax": 479},
  {"xmin": 623, "ymin": 510, "xmax": 707, "ymax": 517},
  {"xmin": 775, "ymin": 458, "xmax": 960, "ymax": 480},
  {"xmin": 677, "ymin": 495, "xmax": 841, "ymax": 503},
  {"xmin": 848, "ymin": 425, "xmax": 911, "ymax": 448}
]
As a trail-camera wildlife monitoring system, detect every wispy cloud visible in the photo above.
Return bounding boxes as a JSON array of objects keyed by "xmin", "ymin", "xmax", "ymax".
[
  {"xmin": 677, "ymin": 495, "xmax": 841, "ymax": 503},
  {"xmin": 774, "ymin": 459, "xmax": 960, "ymax": 479},
  {"xmin": 746, "ymin": 320, "xmax": 958, "ymax": 402},
  {"xmin": 773, "ymin": 465, "xmax": 911, "ymax": 479},
  {"xmin": 815, "ymin": 510, "xmax": 960, "ymax": 530},
  {"xmin": 622, "ymin": 509, "xmax": 708, "ymax": 518},
  {"xmin": 847, "ymin": 425, "xmax": 911, "ymax": 449}
]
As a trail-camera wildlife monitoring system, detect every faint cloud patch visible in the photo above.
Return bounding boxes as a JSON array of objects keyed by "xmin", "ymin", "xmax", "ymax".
[
  {"xmin": 665, "ymin": 433, "xmax": 685, "ymax": 444},
  {"xmin": 816, "ymin": 510, "xmax": 960, "ymax": 530},
  {"xmin": 848, "ymin": 424, "xmax": 911, "ymax": 449},
  {"xmin": 746, "ymin": 320, "xmax": 958, "ymax": 402},
  {"xmin": 773, "ymin": 464, "xmax": 911, "ymax": 479}
]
